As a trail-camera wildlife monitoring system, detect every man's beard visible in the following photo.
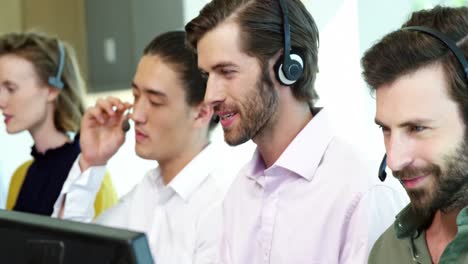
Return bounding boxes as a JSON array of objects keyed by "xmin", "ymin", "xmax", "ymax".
[
  {"xmin": 219, "ymin": 67, "xmax": 279, "ymax": 146},
  {"xmin": 394, "ymin": 141, "xmax": 468, "ymax": 223}
]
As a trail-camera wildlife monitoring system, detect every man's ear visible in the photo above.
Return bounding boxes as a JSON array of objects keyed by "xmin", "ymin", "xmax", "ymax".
[
  {"xmin": 46, "ymin": 86, "xmax": 60, "ymax": 103},
  {"xmin": 193, "ymin": 102, "xmax": 214, "ymax": 128}
]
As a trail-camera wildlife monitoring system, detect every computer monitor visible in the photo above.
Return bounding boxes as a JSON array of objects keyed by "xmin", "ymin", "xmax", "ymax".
[{"xmin": 0, "ymin": 209, "xmax": 154, "ymax": 264}]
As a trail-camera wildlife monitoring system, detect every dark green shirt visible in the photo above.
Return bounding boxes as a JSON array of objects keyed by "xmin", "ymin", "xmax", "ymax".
[{"xmin": 369, "ymin": 205, "xmax": 468, "ymax": 264}]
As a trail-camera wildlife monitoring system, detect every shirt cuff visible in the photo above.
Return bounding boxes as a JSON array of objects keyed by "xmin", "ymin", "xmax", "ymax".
[{"xmin": 53, "ymin": 155, "xmax": 106, "ymax": 221}]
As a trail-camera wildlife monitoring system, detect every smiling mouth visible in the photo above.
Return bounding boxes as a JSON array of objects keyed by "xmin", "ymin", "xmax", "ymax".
[
  {"xmin": 135, "ymin": 129, "xmax": 147, "ymax": 137},
  {"xmin": 218, "ymin": 111, "xmax": 238, "ymax": 128},
  {"xmin": 220, "ymin": 113, "xmax": 235, "ymax": 120},
  {"xmin": 401, "ymin": 175, "xmax": 428, "ymax": 189}
]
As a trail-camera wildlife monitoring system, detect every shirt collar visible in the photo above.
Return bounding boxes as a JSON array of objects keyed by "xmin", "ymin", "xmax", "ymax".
[
  {"xmin": 457, "ymin": 206, "xmax": 468, "ymax": 226},
  {"xmin": 394, "ymin": 205, "xmax": 421, "ymax": 239},
  {"xmin": 245, "ymin": 108, "xmax": 335, "ymax": 181},
  {"xmin": 394, "ymin": 205, "xmax": 468, "ymax": 239},
  {"xmin": 165, "ymin": 143, "xmax": 219, "ymax": 202}
]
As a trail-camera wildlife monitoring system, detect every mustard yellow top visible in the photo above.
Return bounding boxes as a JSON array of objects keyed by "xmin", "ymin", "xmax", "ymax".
[{"xmin": 6, "ymin": 160, "xmax": 117, "ymax": 217}]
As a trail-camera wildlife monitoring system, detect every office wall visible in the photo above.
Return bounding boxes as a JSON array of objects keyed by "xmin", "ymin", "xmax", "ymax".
[
  {"xmin": 84, "ymin": 0, "xmax": 136, "ymax": 92},
  {"xmin": 85, "ymin": 0, "xmax": 185, "ymax": 92},
  {"xmin": 0, "ymin": 0, "xmax": 22, "ymax": 34},
  {"xmin": 131, "ymin": 0, "xmax": 185, "ymax": 66},
  {"xmin": 22, "ymin": 0, "xmax": 89, "ymax": 81}
]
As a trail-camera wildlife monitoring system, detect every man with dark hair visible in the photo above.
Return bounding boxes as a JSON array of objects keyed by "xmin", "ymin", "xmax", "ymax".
[
  {"xmin": 52, "ymin": 31, "xmax": 226, "ymax": 263},
  {"xmin": 362, "ymin": 6, "xmax": 468, "ymax": 264},
  {"xmin": 186, "ymin": 0, "xmax": 407, "ymax": 262}
]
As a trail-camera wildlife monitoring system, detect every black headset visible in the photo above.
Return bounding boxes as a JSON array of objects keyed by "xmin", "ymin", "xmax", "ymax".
[
  {"xmin": 378, "ymin": 26, "xmax": 468, "ymax": 182},
  {"xmin": 48, "ymin": 40, "xmax": 65, "ymax": 89},
  {"xmin": 274, "ymin": 0, "xmax": 304, "ymax": 86}
]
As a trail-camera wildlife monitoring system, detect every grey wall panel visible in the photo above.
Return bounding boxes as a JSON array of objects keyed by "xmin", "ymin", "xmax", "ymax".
[
  {"xmin": 85, "ymin": 0, "xmax": 135, "ymax": 91},
  {"xmin": 131, "ymin": 0, "xmax": 184, "ymax": 62},
  {"xmin": 85, "ymin": 0, "xmax": 184, "ymax": 92}
]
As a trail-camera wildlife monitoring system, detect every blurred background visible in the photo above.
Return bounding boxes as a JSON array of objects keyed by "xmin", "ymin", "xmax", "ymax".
[{"xmin": 0, "ymin": 0, "xmax": 466, "ymax": 207}]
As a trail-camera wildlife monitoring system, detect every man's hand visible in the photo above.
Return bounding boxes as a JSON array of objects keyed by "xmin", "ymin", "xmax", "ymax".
[{"xmin": 79, "ymin": 97, "xmax": 132, "ymax": 171}]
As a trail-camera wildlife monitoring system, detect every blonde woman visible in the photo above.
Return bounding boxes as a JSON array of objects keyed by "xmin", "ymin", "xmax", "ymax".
[{"xmin": 0, "ymin": 32, "xmax": 117, "ymax": 216}]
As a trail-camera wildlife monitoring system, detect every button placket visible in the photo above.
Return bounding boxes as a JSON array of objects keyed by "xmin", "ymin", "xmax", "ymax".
[{"xmin": 259, "ymin": 171, "xmax": 282, "ymax": 264}]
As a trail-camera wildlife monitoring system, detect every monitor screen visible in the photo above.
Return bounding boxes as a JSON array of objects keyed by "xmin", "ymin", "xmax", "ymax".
[{"xmin": 0, "ymin": 209, "xmax": 154, "ymax": 264}]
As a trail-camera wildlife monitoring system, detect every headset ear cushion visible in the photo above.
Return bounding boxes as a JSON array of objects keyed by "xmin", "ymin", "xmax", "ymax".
[
  {"xmin": 274, "ymin": 53, "xmax": 304, "ymax": 86},
  {"xmin": 274, "ymin": 55, "xmax": 287, "ymax": 85},
  {"xmin": 287, "ymin": 54, "xmax": 304, "ymax": 81}
]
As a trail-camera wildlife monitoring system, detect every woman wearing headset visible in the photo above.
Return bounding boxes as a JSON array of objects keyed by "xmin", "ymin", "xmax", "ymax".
[{"xmin": 0, "ymin": 32, "xmax": 117, "ymax": 216}]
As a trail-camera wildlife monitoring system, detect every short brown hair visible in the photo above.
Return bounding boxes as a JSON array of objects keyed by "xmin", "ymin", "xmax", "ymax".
[
  {"xmin": 186, "ymin": 0, "xmax": 320, "ymax": 106},
  {"xmin": 0, "ymin": 32, "xmax": 86, "ymax": 133},
  {"xmin": 362, "ymin": 6, "xmax": 468, "ymax": 121}
]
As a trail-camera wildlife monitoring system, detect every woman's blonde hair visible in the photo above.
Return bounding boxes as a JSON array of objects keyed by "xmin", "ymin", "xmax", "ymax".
[{"xmin": 0, "ymin": 32, "xmax": 85, "ymax": 133}]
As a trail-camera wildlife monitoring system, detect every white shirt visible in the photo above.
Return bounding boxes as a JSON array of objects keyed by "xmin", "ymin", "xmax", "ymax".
[
  {"xmin": 53, "ymin": 144, "xmax": 227, "ymax": 264},
  {"xmin": 221, "ymin": 108, "xmax": 409, "ymax": 264}
]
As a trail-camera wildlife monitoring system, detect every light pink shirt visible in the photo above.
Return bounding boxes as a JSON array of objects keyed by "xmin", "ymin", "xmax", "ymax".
[{"xmin": 221, "ymin": 109, "xmax": 408, "ymax": 264}]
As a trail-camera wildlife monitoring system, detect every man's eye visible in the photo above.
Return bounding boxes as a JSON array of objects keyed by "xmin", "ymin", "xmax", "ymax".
[
  {"xmin": 221, "ymin": 69, "xmax": 233, "ymax": 75},
  {"xmin": 4, "ymin": 84, "xmax": 16, "ymax": 93},
  {"xmin": 378, "ymin": 125, "xmax": 390, "ymax": 134},
  {"xmin": 410, "ymin": 126, "xmax": 426, "ymax": 133}
]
